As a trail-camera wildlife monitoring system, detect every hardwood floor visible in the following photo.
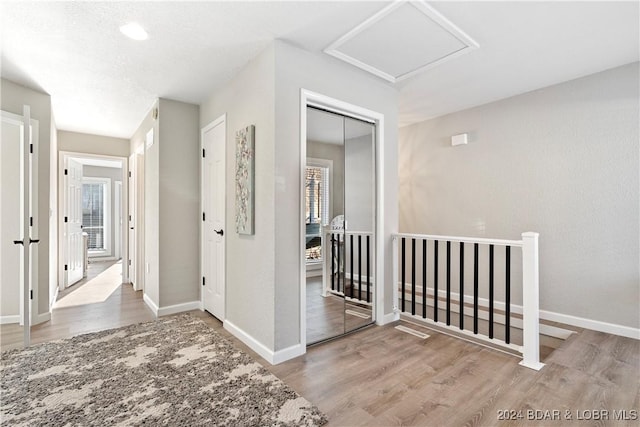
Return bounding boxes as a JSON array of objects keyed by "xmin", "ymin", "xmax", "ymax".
[
  {"xmin": 2, "ymin": 281, "xmax": 638, "ymax": 426},
  {"xmin": 0, "ymin": 260, "xmax": 155, "ymax": 352}
]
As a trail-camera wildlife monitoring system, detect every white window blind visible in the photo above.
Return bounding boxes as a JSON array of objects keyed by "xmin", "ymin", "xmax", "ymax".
[
  {"xmin": 82, "ymin": 179, "xmax": 109, "ymax": 251},
  {"xmin": 305, "ymin": 166, "xmax": 329, "ymax": 225}
]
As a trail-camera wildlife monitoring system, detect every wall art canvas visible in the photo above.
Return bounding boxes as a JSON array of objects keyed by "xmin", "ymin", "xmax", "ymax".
[{"xmin": 235, "ymin": 125, "xmax": 255, "ymax": 235}]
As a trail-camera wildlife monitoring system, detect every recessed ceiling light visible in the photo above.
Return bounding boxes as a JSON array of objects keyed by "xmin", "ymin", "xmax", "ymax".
[{"xmin": 119, "ymin": 22, "xmax": 148, "ymax": 41}]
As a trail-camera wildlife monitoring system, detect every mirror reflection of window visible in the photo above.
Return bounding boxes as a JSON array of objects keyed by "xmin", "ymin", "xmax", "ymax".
[{"xmin": 305, "ymin": 165, "xmax": 329, "ymax": 262}]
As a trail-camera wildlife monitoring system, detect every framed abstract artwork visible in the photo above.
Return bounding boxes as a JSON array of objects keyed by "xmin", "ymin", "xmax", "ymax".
[{"xmin": 235, "ymin": 125, "xmax": 255, "ymax": 235}]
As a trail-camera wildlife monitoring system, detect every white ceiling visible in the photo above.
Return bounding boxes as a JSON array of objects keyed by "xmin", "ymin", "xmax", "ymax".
[{"xmin": 1, "ymin": 1, "xmax": 638, "ymax": 138}]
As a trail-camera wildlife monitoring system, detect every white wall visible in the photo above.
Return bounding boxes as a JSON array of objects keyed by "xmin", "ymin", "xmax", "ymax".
[
  {"xmin": 82, "ymin": 165, "xmax": 123, "ymax": 259},
  {"xmin": 1, "ymin": 78, "xmax": 52, "ymax": 318},
  {"xmin": 399, "ymin": 62, "xmax": 640, "ymax": 331},
  {"xmin": 274, "ymin": 40, "xmax": 398, "ymax": 350}
]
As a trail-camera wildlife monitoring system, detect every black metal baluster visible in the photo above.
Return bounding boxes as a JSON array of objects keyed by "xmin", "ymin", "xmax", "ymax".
[
  {"xmin": 422, "ymin": 239, "xmax": 427, "ymax": 319},
  {"xmin": 489, "ymin": 244, "xmax": 494, "ymax": 339},
  {"xmin": 401, "ymin": 238, "xmax": 406, "ymax": 313},
  {"xmin": 459, "ymin": 242, "xmax": 464, "ymax": 330},
  {"xmin": 446, "ymin": 241, "xmax": 451, "ymax": 326},
  {"xmin": 434, "ymin": 240, "xmax": 439, "ymax": 322},
  {"xmin": 337, "ymin": 234, "xmax": 341, "ymax": 293},
  {"xmin": 366, "ymin": 235, "xmax": 370, "ymax": 303},
  {"xmin": 505, "ymin": 245, "xmax": 511, "ymax": 344},
  {"xmin": 350, "ymin": 234, "xmax": 354, "ymax": 298},
  {"xmin": 411, "ymin": 238, "xmax": 416, "ymax": 316},
  {"xmin": 358, "ymin": 235, "xmax": 362, "ymax": 301},
  {"xmin": 331, "ymin": 234, "xmax": 335, "ymax": 291},
  {"xmin": 473, "ymin": 243, "xmax": 479, "ymax": 334}
]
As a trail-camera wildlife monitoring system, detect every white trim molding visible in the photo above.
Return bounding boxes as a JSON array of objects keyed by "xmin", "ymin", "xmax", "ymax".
[
  {"xmin": 0, "ymin": 315, "xmax": 21, "ymax": 325},
  {"xmin": 539, "ymin": 310, "xmax": 640, "ymax": 340},
  {"xmin": 157, "ymin": 301, "xmax": 202, "ymax": 317},
  {"xmin": 143, "ymin": 294, "xmax": 159, "ymax": 317}
]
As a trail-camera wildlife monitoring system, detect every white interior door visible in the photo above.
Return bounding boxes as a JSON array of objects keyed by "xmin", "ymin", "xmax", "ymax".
[
  {"xmin": 1, "ymin": 112, "xmax": 25, "ymax": 325},
  {"xmin": 66, "ymin": 158, "xmax": 83, "ymax": 286},
  {"xmin": 201, "ymin": 116, "xmax": 225, "ymax": 320},
  {"xmin": 128, "ymin": 154, "xmax": 136, "ymax": 288}
]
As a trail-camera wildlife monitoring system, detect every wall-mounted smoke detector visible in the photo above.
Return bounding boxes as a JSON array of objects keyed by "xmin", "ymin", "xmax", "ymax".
[
  {"xmin": 119, "ymin": 22, "xmax": 148, "ymax": 41},
  {"xmin": 325, "ymin": 1, "xmax": 479, "ymax": 83}
]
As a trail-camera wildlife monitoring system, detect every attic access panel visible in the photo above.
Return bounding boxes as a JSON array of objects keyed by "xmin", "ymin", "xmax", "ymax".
[{"xmin": 324, "ymin": 1, "xmax": 479, "ymax": 83}]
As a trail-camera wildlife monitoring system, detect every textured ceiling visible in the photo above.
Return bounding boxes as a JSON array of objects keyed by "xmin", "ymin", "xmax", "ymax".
[{"xmin": 1, "ymin": 1, "xmax": 638, "ymax": 138}]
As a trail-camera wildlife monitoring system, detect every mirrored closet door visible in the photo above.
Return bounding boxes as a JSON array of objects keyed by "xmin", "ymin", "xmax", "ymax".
[{"xmin": 304, "ymin": 106, "xmax": 375, "ymax": 345}]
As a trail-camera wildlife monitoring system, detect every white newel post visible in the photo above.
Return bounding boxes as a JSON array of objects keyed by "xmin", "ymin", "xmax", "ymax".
[
  {"xmin": 520, "ymin": 232, "xmax": 544, "ymax": 370},
  {"xmin": 321, "ymin": 228, "xmax": 328, "ymax": 297}
]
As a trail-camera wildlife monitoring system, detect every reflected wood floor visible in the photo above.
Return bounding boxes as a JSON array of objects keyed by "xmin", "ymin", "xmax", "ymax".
[{"xmin": 2, "ymin": 282, "xmax": 638, "ymax": 426}]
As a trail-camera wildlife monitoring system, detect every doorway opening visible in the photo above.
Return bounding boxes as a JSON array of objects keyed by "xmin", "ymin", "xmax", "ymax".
[{"xmin": 57, "ymin": 152, "xmax": 128, "ymax": 309}]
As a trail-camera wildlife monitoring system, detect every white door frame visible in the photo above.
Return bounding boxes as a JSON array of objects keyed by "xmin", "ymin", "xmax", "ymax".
[
  {"xmin": 58, "ymin": 151, "xmax": 129, "ymax": 290},
  {"xmin": 299, "ymin": 89, "xmax": 385, "ymax": 349},
  {"xmin": 200, "ymin": 114, "xmax": 226, "ymax": 319},
  {"xmin": 114, "ymin": 181, "xmax": 122, "ymax": 260}
]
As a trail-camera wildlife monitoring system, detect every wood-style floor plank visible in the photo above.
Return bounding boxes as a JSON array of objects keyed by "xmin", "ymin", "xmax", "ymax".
[{"xmin": 1, "ymin": 273, "xmax": 638, "ymax": 427}]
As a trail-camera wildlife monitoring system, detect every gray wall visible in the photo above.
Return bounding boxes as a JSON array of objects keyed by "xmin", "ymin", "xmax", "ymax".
[
  {"xmin": 344, "ymin": 133, "xmax": 375, "ymax": 233},
  {"xmin": 131, "ymin": 103, "xmax": 158, "ymax": 305},
  {"xmin": 200, "ymin": 44, "xmax": 277, "ymax": 350},
  {"xmin": 307, "ymin": 140, "xmax": 344, "ymax": 220},
  {"xmin": 157, "ymin": 98, "xmax": 200, "ymax": 307},
  {"xmin": 82, "ymin": 165, "xmax": 123, "ymax": 259},
  {"xmin": 399, "ymin": 62, "xmax": 640, "ymax": 329},
  {"xmin": 1, "ymin": 78, "xmax": 52, "ymax": 318},
  {"xmin": 58, "ymin": 131, "xmax": 129, "ymax": 158},
  {"xmin": 274, "ymin": 40, "xmax": 398, "ymax": 350},
  {"xmin": 130, "ymin": 99, "xmax": 200, "ymax": 309}
]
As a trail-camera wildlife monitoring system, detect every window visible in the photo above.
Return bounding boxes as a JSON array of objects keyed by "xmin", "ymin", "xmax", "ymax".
[
  {"xmin": 305, "ymin": 158, "xmax": 331, "ymax": 262},
  {"xmin": 82, "ymin": 177, "xmax": 110, "ymax": 254}
]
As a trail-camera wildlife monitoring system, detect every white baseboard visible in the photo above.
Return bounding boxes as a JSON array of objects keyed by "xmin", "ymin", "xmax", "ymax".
[
  {"xmin": 157, "ymin": 301, "xmax": 202, "ymax": 317},
  {"xmin": 50, "ymin": 286, "xmax": 59, "ymax": 310},
  {"xmin": 224, "ymin": 319, "xmax": 276, "ymax": 364},
  {"xmin": 377, "ymin": 310, "xmax": 399, "ymax": 325},
  {"xmin": 398, "ymin": 282, "xmax": 638, "ymax": 340},
  {"xmin": 143, "ymin": 294, "xmax": 159, "ymax": 317},
  {"xmin": 539, "ymin": 310, "xmax": 639, "ymax": 340},
  {"xmin": 273, "ymin": 343, "xmax": 305, "ymax": 364},
  {"xmin": 34, "ymin": 311, "xmax": 51, "ymax": 325},
  {"xmin": 224, "ymin": 319, "xmax": 304, "ymax": 365},
  {"xmin": 0, "ymin": 315, "xmax": 20, "ymax": 325}
]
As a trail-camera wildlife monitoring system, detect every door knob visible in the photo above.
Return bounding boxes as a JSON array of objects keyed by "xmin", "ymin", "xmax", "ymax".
[{"xmin": 214, "ymin": 229, "xmax": 224, "ymax": 236}]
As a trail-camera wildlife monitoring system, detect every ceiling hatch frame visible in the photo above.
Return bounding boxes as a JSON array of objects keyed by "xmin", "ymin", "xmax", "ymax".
[{"xmin": 324, "ymin": 0, "xmax": 479, "ymax": 83}]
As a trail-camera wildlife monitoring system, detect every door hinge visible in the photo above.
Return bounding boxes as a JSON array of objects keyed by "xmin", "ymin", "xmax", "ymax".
[
  {"xmin": 202, "ymin": 276, "xmax": 205, "ymax": 286},
  {"xmin": 30, "ymin": 217, "xmax": 33, "ymax": 227},
  {"xmin": 64, "ymin": 216, "xmax": 68, "ymax": 223},
  {"xmin": 129, "ymin": 215, "xmax": 132, "ymax": 221},
  {"xmin": 202, "ymin": 212, "xmax": 205, "ymax": 222},
  {"xmin": 128, "ymin": 259, "xmax": 132, "ymax": 266},
  {"xmin": 128, "ymin": 171, "xmax": 132, "ymax": 178},
  {"xmin": 30, "ymin": 290, "xmax": 33, "ymax": 300},
  {"xmin": 29, "ymin": 144, "xmax": 33, "ymax": 154},
  {"xmin": 64, "ymin": 168, "xmax": 68, "ymax": 175},
  {"xmin": 202, "ymin": 148, "xmax": 205, "ymax": 158},
  {"xmin": 64, "ymin": 264, "xmax": 68, "ymax": 271}
]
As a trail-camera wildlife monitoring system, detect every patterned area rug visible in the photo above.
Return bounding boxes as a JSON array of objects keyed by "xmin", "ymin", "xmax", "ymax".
[{"xmin": 1, "ymin": 315, "xmax": 327, "ymax": 426}]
